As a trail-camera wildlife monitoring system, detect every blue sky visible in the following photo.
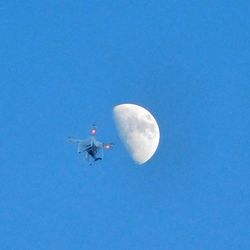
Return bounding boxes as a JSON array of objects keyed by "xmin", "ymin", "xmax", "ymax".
[{"xmin": 1, "ymin": 1, "xmax": 250, "ymax": 249}]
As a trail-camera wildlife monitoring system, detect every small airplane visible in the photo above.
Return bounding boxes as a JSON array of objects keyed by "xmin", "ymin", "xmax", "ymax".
[{"xmin": 68, "ymin": 125, "xmax": 114, "ymax": 165}]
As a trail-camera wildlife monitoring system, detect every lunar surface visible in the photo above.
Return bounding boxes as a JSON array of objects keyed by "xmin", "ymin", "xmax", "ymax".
[{"xmin": 113, "ymin": 104, "xmax": 160, "ymax": 165}]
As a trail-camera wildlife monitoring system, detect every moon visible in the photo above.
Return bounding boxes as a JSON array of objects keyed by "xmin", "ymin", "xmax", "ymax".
[{"xmin": 113, "ymin": 104, "xmax": 160, "ymax": 165}]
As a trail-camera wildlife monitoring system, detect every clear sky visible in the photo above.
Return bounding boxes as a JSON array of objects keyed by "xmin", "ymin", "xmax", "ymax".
[{"xmin": 1, "ymin": 1, "xmax": 250, "ymax": 249}]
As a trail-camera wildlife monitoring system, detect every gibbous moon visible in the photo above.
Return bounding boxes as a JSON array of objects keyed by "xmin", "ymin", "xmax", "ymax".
[{"xmin": 113, "ymin": 104, "xmax": 160, "ymax": 165}]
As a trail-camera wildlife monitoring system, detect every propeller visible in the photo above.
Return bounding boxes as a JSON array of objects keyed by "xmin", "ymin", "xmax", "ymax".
[{"xmin": 103, "ymin": 143, "xmax": 114, "ymax": 149}]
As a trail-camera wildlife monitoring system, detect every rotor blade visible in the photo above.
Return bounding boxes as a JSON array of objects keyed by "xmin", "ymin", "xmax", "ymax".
[{"xmin": 67, "ymin": 137, "xmax": 83, "ymax": 143}]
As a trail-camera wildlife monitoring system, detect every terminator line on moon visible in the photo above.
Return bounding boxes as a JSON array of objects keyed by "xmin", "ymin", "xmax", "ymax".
[{"xmin": 113, "ymin": 104, "xmax": 160, "ymax": 165}]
